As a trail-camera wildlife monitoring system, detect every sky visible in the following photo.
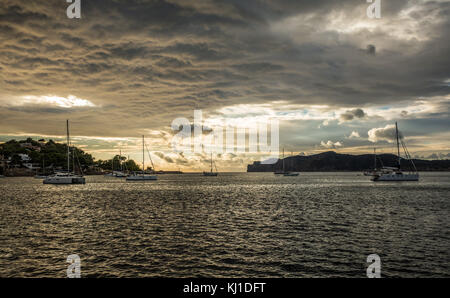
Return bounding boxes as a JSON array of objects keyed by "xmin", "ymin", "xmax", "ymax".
[{"xmin": 0, "ymin": 0, "xmax": 449, "ymax": 171}]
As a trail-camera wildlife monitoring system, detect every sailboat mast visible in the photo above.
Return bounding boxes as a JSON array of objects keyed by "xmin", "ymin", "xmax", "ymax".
[
  {"xmin": 72, "ymin": 141, "xmax": 75, "ymax": 174},
  {"xmin": 374, "ymin": 148, "xmax": 376, "ymax": 170},
  {"xmin": 396, "ymin": 122, "xmax": 401, "ymax": 169},
  {"xmin": 142, "ymin": 135, "xmax": 145, "ymax": 177},
  {"xmin": 67, "ymin": 120, "xmax": 70, "ymax": 173}
]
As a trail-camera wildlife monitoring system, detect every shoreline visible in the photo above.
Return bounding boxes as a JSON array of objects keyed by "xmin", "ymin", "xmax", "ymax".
[{"xmin": 2, "ymin": 170, "xmax": 450, "ymax": 178}]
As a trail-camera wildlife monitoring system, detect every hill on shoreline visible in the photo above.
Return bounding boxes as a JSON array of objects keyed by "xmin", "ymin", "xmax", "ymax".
[
  {"xmin": 247, "ymin": 151, "xmax": 450, "ymax": 172},
  {"xmin": 0, "ymin": 138, "xmax": 141, "ymax": 175}
]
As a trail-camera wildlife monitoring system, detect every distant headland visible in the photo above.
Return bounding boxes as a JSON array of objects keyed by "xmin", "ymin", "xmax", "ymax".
[{"xmin": 247, "ymin": 151, "xmax": 450, "ymax": 172}]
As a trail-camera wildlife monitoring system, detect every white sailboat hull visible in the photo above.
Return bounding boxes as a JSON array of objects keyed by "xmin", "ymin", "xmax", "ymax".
[
  {"xmin": 113, "ymin": 171, "xmax": 128, "ymax": 177},
  {"xmin": 126, "ymin": 175, "xmax": 157, "ymax": 181},
  {"xmin": 369, "ymin": 123, "xmax": 419, "ymax": 182},
  {"xmin": 372, "ymin": 173, "xmax": 419, "ymax": 181},
  {"xmin": 43, "ymin": 176, "xmax": 86, "ymax": 184}
]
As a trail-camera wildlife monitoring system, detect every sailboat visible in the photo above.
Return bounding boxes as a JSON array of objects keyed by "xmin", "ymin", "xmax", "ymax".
[
  {"xmin": 363, "ymin": 148, "xmax": 380, "ymax": 176},
  {"xmin": 284, "ymin": 150, "xmax": 299, "ymax": 176},
  {"xmin": 34, "ymin": 153, "xmax": 48, "ymax": 179},
  {"xmin": 274, "ymin": 148, "xmax": 285, "ymax": 175},
  {"xmin": 126, "ymin": 135, "xmax": 157, "ymax": 181},
  {"xmin": 203, "ymin": 152, "xmax": 218, "ymax": 176},
  {"xmin": 43, "ymin": 120, "xmax": 86, "ymax": 184},
  {"xmin": 274, "ymin": 148, "xmax": 299, "ymax": 176},
  {"xmin": 104, "ymin": 158, "xmax": 114, "ymax": 176},
  {"xmin": 104, "ymin": 150, "xmax": 128, "ymax": 177},
  {"xmin": 113, "ymin": 150, "xmax": 128, "ymax": 177},
  {"xmin": 371, "ymin": 122, "xmax": 419, "ymax": 182}
]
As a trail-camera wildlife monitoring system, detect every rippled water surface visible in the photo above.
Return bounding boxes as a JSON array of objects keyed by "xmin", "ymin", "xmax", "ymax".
[{"xmin": 0, "ymin": 172, "xmax": 449, "ymax": 278}]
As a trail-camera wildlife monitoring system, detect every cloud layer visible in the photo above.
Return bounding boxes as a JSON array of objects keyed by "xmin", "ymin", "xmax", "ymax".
[{"xmin": 0, "ymin": 0, "xmax": 449, "ymax": 169}]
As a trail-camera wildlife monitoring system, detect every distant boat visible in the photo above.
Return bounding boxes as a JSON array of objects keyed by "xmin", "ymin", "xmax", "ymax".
[
  {"xmin": 126, "ymin": 135, "xmax": 157, "ymax": 181},
  {"xmin": 105, "ymin": 171, "xmax": 128, "ymax": 177},
  {"xmin": 275, "ymin": 148, "xmax": 299, "ymax": 176},
  {"xmin": 126, "ymin": 172, "xmax": 157, "ymax": 181},
  {"xmin": 113, "ymin": 171, "xmax": 128, "ymax": 178},
  {"xmin": 203, "ymin": 171, "xmax": 218, "ymax": 176},
  {"xmin": 113, "ymin": 150, "xmax": 128, "ymax": 178},
  {"xmin": 43, "ymin": 172, "xmax": 86, "ymax": 184},
  {"xmin": 363, "ymin": 148, "xmax": 380, "ymax": 176},
  {"xmin": 35, "ymin": 153, "xmax": 49, "ymax": 179},
  {"xmin": 105, "ymin": 150, "xmax": 127, "ymax": 177},
  {"xmin": 43, "ymin": 120, "xmax": 86, "ymax": 184},
  {"xmin": 203, "ymin": 152, "xmax": 218, "ymax": 176},
  {"xmin": 155, "ymin": 170, "xmax": 183, "ymax": 174},
  {"xmin": 371, "ymin": 122, "xmax": 419, "ymax": 182}
]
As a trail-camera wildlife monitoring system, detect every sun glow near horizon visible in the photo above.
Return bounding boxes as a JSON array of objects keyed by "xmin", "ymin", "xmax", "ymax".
[{"xmin": 19, "ymin": 95, "xmax": 96, "ymax": 108}]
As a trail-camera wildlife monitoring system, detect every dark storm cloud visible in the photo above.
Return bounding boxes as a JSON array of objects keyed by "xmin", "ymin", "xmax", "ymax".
[
  {"xmin": 340, "ymin": 108, "xmax": 366, "ymax": 122},
  {"xmin": 154, "ymin": 151, "xmax": 191, "ymax": 165},
  {"xmin": 0, "ymin": 0, "xmax": 449, "ymax": 149}
]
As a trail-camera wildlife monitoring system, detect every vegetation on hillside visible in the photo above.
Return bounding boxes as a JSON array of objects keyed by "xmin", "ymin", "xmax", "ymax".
[{"xmin": 0, "ymin": 138, "xmax": 142, "ymax": 172}]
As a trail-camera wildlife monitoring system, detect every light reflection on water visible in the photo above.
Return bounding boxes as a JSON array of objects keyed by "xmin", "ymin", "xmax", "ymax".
[{"xmin": 0, "ymin": 172, "xmax": 449, "ymax": 277}]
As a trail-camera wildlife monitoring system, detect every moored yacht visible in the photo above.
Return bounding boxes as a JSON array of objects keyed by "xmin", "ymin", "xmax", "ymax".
[
  {"xmin": 34, "ymin": 154, "xmax": 49, "ymax": 179},
  {"xmin": 113, "ymin": 150, "xmax": 128, "ymax": 177},
  {"xmin": 126, "ymin": 136, "xmax": 157, "ymax": 181},
  {"xmin": 43, "ymin": 120, "xmax": 86, "ymax": 185},
  {"xmin": 372, "ymin": 170, "xmax": 419, "ymax": 181},
  {"xmin": 203, "ymin": 171, "xmax": 218, "ymax": 177},
  {"xmin": 105, "ymin": 150, "xmax": 128, "ymax": 177},
  {"xmin": 113, "ymin": 171, "xmax": 128, "ymax": 178},
  {"xmin": 203, "ymin": 152, "xmax": 218, "ymax": 176},
  {"xmin": 371, "ymin": 122, "xmax": 419, "ymax": 182},
  {"xmin": 43, "ymin": 172, "xmax": 85, "ymax": 184},
  {"xmin": 126, "ymin": 171, "xmax": 157, "ymax": 181},
  {"xmin": 275, "ymin": 148, "xmax": 299, "ymax": 176},
  {"xmin": 364, "ymin": 148, "xmax": 381, "ymax": 176}
]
